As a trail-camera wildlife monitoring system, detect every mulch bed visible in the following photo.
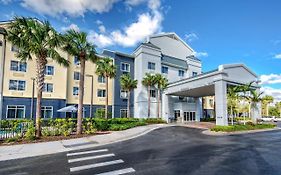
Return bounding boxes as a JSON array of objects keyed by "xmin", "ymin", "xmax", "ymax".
[{"xmin": 0, "ymin": 131, "xmax": 111, "ymax": 146}]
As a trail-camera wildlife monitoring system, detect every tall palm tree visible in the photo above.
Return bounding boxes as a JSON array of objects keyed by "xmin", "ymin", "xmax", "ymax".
[
  {"xmin": 63, "ymin": 30, "xmax": 98, "ymax": 135},
  {"xmin": 7, "ymin": 17, "xmax": 69, "ymax": 138},
  {"xmin": 227, "ymin": 86, "xmax": 240, "ymax": 125},
  {"xmin": 154, "ymin": 74, "xmax": 168, "ymax": 118},
  {"xmin": 244, "ymin": 90, "xmax": 263, "ymax": 123},
  {"xmin": 96, "ymin": 58, "xmax": 116, "ymax": 119},
  {"xmin": 142, "ymin": 73, "xmax": 156, "ymax": 118},
  {"xmin": 262, "ymin": 95, "xmax": 274, "ymax": 116},
  {"xmin": 120, "ymin": 74, "xmax": 138, "ymax": 118}
]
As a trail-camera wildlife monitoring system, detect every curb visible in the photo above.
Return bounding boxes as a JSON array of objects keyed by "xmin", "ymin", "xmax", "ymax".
[{"xmin": 202, "ymin": 127, "xmax": 281, "ymax": 136}]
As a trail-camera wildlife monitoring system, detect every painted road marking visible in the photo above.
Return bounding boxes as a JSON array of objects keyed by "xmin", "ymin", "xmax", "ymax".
[
  {"xmin": 70, "ymin": 159, "xmax": 124, "ymax": 172},
  {"xmin": 96, "ymin": 168, "xmax": 136, "ymax": 175},
  {"xmin": 67, "ymin": 149, "xmax": 108, "ymax": 157},
  {"xmin": 68, "ymin": 153, "xmax": 115, "ymax": 163}
]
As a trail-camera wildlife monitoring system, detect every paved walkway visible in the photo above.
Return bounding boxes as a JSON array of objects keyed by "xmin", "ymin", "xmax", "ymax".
[
  {"xmin": 176, "ymin": 121, "xmax": 215, "ymax": 129},
  {"xmin": 0, "ymin": 124, "xmax": 169, "ymax": 162}
]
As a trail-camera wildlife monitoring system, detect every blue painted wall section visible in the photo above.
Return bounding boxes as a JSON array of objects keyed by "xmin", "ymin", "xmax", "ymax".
[{"xmin": 102, "ymin": 50, "xmax": 135, "ymax": 118}]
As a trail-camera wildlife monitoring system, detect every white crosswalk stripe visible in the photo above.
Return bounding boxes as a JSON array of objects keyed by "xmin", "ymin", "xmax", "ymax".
[
  {"xmin": 67, "ymin": 148, "xmax": 135, "ymax": 174},
  {"xmin": 67, "ymin": 149, "xmax": 108, "ymax": 157}
]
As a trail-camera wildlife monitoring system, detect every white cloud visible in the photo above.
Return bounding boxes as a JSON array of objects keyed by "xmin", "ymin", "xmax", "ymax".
[
  {"xmin": 125, "ymin": 0, "xmax": 146, "ymax": 6},
  {"xmin": 261, "ymin": 86, "xmax": 281, "ymax": 102},
  {"xmin": 21, "ymin": 0, "xmax": 120, "ymax": 17},
  {"xmin": 61, "ymin": 23, "xmax": 80, "ymax": 32},
  {"xmin": 96, "ymin": 20, "xmax": 103, "ymax": 25},
  {"xmin": 185, "ymin": 33, "xmax": 198, "ymax": 43},
  {"xmin": 273, "ymin": 54, "xmax": 281, "ymax": 59},
  {"xmin": 1, "ymin": 0, "xmax": 12, "ymax": 4},
  {"xmin": 89, "ymin": 0, "xmax": 163, "ymax": 48},
  {"xmin": 99, "ymin": 25, "xmax": 106, "ymax": 33},
  {"xmin": 194, "ymin": 52, "xmax": 208, "ymax": 58},
  {"xmin": 260, "ymin": 74, "xmax": 281, "ymax": 85}
]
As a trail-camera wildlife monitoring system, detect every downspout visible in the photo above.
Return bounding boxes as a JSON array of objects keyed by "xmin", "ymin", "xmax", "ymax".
[{"xmin": 0, "ymin": 32, "xmax": 7, "ymax": 120}]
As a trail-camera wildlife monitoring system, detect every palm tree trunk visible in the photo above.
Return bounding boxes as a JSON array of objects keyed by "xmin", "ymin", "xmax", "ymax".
[
  {"xmin": 127, "ymin": 91, "xmax": 130, "ymax": 118},
  {"xmin": 231, "ymin": 106, "xmax": 233, "ymax": 125},
  {"xmin": 77, "ymin": 58, "xmax": 85, "ymax": 135},
  {"xmin": 266, "ymin": 103, "xmax": 269, "ymax": 116},
  {"xmin": 35, "ymin": 58, "xmax": 46, "ymax": 138},
  {"xmin": 105, "ymin": 76, "xmax": 109, "ymax": 119},
  {"xmin": 147, "ymin": 86, "xmax": 150, "ymax": 118},
  {"xmin": 157, "ymin": 89, "xmax": 160, "ymax": 118}
]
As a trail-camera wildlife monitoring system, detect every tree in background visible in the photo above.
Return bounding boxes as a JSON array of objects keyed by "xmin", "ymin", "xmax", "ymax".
[
  {"xmin": 262, "ymin": 95, "xmax": 274, "ymax": 116},
  {"xmin": 120, "ymin": 74, "xmax": 138, "ymax": 118},
  {"xmin": 7, "ymin": 17, "xmax": 69, "ymax": 137},
  {"xmin": 96, "ymin": 58, "xmax": 116, "ymax": 119},
  {"xmin": 154, "ymin": 74, "xmax": 168, "ymax": 118},
  {"xmin": 63, "ymin": 30, "xmax": 98, "ymax": 135},
  {"xmin": 142, "ymin": 73, "xmax": 157, "ymax": 118}
]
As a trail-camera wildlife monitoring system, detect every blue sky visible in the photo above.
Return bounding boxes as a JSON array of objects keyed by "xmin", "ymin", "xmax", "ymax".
[{"xmin": 1, "ymin": 0, "xmax": 281, "ymax": 100}]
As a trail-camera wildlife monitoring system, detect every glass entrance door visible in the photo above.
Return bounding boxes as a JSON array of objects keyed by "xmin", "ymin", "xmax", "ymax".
[{"xmin": 183, "ymin": 111, "xmax": 196, "ymax": 122}]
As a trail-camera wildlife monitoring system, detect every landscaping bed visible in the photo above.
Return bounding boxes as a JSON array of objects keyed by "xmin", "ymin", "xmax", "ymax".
[{"xmin": 211, "ymin": 123, "xmax": 276, "ymax": 132}]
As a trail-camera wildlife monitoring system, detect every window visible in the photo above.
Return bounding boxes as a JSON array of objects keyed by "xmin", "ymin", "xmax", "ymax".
[
  {"xmin": 150, "ymin": 89, "xmax": 156, "ymax": 98},
  {"xmin": 178, "ymin": 70, "xmax": 185, "ymax": 77},
  {"xmin": 121, "ymin": 62, "xmax": 130, "ymax": 72},
  {"xmin": 41, "ymin": 106, "xmax": 53, "ymax": 119},
  {"xmin": 73, "ymin": 87, "xmax": 79, "ymax": 96},
  {"xmin": 43, "ymin": 83, "xmax": 53, "ymax": 92},
  {"xmin": 120, "ymin": 90, "xmax": 128, "ymax": 99},
  {"xmin": 45, "ymin": 66, "xmax": 54, "ymax": 75},
  {"xmin": 174, "ymin": 110, "xmax": 180, "ymax": 120},
  {"xmin": 74, "ymin": 72, "xmax": 80, "ymax": 80},
  {"xmin": 97, "ymin": 89, "xmax": 106, "ymax": 97},
  {"xmin": 98, "ymin": 75, "xmax": 105, "ymax": 83},
  {"xmin": 209, "ymin": 99, "xmax": 214, "ymax": 107},
  {"xmin": 148, "ymin": 62, "xmax": 155, "ymax": 70},
  {"xmin": 187, "ymin": 97, "xmax": 196, "ymax": 103},
  {"xmin": 74, "ymin": 56, "xmax": 80, "ymax": 65},
  {"xmin": 10, "ymin": 61, "xmax": 26, "ymax": 72},
  {"xmin": 0, "ymin": 41, "xmax": 2, "ymax": 46},
  {"xmin": 6, "ymin": 105, "xmax": 25, "ymax": 119},
  {"xmin": 162, "ymin": 66, "xmax": 168, "ymax": 74},
  {"xmin": 9, "ymin": 80, "xmax": 26, "ymax": 91},
  {"xmin": 120, "ymin": 109, "xmax": 128, "ymax": 118},
  {"xmin": 11, "ymin": 45, "xmax": 19, "ymax": 52},
  {"xmin": 192, "ymin": 72, "xmax": 198, "ymax": 77}
]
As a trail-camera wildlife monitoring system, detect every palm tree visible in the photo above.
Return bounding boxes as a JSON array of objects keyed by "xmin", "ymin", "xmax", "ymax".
[
  {"xmin": 120, "ymin": 74, "xmax": 138, "ymax": 118},
  {"xmin": 244, "ymin": 90, "xmax": 263, "ymax": 123},
  {"xmin": 63, "ymin": 30, "xmax": 98, "ymax": 135},
  {"xmin": 96, "ymin": 58, "xmax": 116, "ymax": 119},
  {"xmin": 142, "ymin": 73, "xmax": 156, "ymax": 118},
  {"xmin": 262, "ymin": 95, "xmax": 274, "ymax": 116},
  {"xmin": 227, "ymin": 86, "xmax": 240, "ymax": 125},
  {"xmin": 276, "ymin": 102, "xmax": 281, "ymax": 118},
  {"xmin": 7, "ymin": 17, "xmax": 69, "ymax": 138},
  {"xmin": 154, "ymin": 74, "xmax": 168, "ymax": 118}
]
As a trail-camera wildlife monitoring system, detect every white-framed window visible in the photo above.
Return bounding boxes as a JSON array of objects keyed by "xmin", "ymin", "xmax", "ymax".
[
  {"xmin": 148, "ymin": 62, "xmax": 155, "ymax": 70},
  {"xmin": 9, "ymin": 80, "xmax": 26, "ymax": 91},
  {"xmin": 120, "ymin": 90, "xmax": 128, "ymax": 99},
  {"xmin": 41, "ymin": 106, "xmax": 53, "ymax": 119},
  {"xmin": 120, "ymin": 109, "xmax": 128, "ymax": 118},
  {"xmin": 98, "ymin": 75, "xmax": 105, "ymax": 83},
  {"xmin": 187, "ymin": 97, "xmax": 196, "ymax": 103},
  {"xmin": 97, "ymin": 89, "xmax": 106, "ymax": 97},
  {"xmin": 192, "ymin": 72, "xmax": 198, "ymax": 77},
  {"xmin": 74, "ymin": 56, "xmax": 80, "ymax": 65},
  {"xmin": 10, "ymin": 61, "xmax": 27, "ymax": 72},
  {"xmin": 178, "ymin": 70, "xmax": 185, "ymax": 77},
  {"xmin": 11, "ymin": 45, "xmax": 19, "ymax": 52},
  {"xmin": 150, "ymin": 89, "xmax": 156, "ymax": 98},
  {"xmin": 121, "ymin": 62, "xmax": 130, "ymax": 72},
  {"xmin": 73, "ymin": 87, "xmax": 79, "ymax": 96},
  {"xmin": 43, "ymin": 83, "xmax": 53, "ymax": 92},
  {"xmin": 74, "ymin": 72, "xmax": 80, "ymax": 80},
  {"xmin": 45, "ymin": 66, "xmax": 54, "ymax": 75},
  {"xmin": 162, "ymin": 66, "xmax": 168, "ymax": 74},
  {"xmin": 6, "ymin": 105, "xmax": 25, "ymax": 119}
]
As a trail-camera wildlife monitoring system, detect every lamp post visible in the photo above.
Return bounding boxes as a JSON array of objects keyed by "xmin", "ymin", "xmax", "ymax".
[
  {"xmin": 31, "ymin": 77, "xmax": 35, "ymax": 120},
  {"xmin": 86, "ymin": 74, "xmax": 93, "ymax": 118}
]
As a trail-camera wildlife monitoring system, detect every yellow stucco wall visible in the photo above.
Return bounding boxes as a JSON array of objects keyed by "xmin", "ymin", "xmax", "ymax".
[{"xmin": 203, "ymin": 96, "xmax": 214, "ymax": 109}]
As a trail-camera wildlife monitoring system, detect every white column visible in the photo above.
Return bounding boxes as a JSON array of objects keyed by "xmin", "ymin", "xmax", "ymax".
[
  {"xmin": 162, "ymin": 93, "xmax": 170, "ymax": 123},
  {"xmin": 196, "ymin": 97, "xmax": 202, "ymax": 122},
  {"xmin": 215, "ymin": 80, "xmax": 228, "ymax": 126},
  {"xmin": 251, "ymin": 88, "xmax": 262, "ymax": 123}
]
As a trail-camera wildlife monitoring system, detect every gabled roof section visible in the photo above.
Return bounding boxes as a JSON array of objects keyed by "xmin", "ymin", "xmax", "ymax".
[
  {"xmin": 142, "ymin": 42, "xmax": 161, "ymax": 50},
  {"xmin": 102, "ymin": 49, "xmax": 134, "ymax": 59},
  {"xmin": 186, "ymin": 55, "xmax": 201, "ymax": 62},
  {"xmin": 148, "ymin": 32, "xmax": 195, "ymax": 53}
]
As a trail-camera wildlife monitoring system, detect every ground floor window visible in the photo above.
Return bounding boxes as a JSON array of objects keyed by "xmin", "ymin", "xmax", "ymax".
[
  {"xmin": 120, "ymin": 109, "xmax": 128, "ymax": 118},
  {"xmin": 174, "ymin": 110, "xmax": 180, "ymax": 120},
  {"xmin": 183, "ymin": 111, "xmax": 196, "ymax": 121},
  {"xmin": 6, "ymin": 105, "xmax": 25, "ymax": 119},
  {"xmin": 41, "ymin": 106, "xmax": 53, "ymax": 119}
]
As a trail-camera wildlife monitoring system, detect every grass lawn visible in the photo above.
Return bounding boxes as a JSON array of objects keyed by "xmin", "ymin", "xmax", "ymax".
[{"xmin": 211, "ymin": 123, "xmax": 276, "ymax": 132}]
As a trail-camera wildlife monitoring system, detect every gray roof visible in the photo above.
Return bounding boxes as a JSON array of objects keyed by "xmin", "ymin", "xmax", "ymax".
[
  {"xmin": 186, "ymin": 55, "xmax": 201, "ymax": 61},
  {"xmin": 161, "ymin": 54, "xmax": 188, "ymax": 69}
]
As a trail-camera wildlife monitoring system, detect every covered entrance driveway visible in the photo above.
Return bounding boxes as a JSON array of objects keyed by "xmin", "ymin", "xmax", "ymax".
[{"xmin": 162, "ymin": 64, "xmax": 260, "ymax": 126}]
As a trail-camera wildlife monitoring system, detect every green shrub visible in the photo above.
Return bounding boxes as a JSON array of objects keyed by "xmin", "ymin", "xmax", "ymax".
[
  {"xmin": 93, "ymin": 118, "xmax": 109, "ymax": 131},
  {"xmin": 83, "ymin": 118, "xmax": 97, "ymax": 134},
  {"xmin": 94, "ymin": 109, "xmax": 112, "ymax": 119},
  {"xmin": 201, "ymin": 118, "xmax": 216, "ymax": 122},
  {"xmin": 211, "ymin": 123, "xmax": 276, "ymax": 132},
  {"xmin": 5, "ymin": 135, "xmax": 20, "ymax": 143},
  {"xmin": 144, "ymin": 118, "xmax": 166, "ymax": 124},
  {"xmin": 24, "ymin": 124, "xmax": 36, "ymax": 140}
]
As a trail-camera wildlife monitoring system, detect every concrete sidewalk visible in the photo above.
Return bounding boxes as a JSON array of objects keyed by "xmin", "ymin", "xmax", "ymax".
[{"xmin": 0, "ymin": 124, "xmax": 169, "ymax": 162}]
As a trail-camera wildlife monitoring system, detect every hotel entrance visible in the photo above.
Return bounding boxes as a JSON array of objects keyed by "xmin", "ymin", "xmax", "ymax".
[{"xmin": 183, "ymin": 111, "xmax": 196, "ymax": 122}]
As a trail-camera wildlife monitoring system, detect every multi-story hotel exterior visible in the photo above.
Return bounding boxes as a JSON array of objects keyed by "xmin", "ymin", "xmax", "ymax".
[{"xmin": 0, "ymin": 21, "xmax": 261, "ymax": 125}]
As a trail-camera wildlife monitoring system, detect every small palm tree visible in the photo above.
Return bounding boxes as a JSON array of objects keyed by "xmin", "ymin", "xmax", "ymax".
[
  {"xmin": 7, "ymin": 17, "xmax": 69, "ymax": 138},
  {"xmin": 142, "ymin": 73, "xmax": 156, "ymax": 118},
  {"xmin": 120, "ymin": 74, "xmax": 138, "ymax": 118},
  {"xmin": 96, "ymin": 58, "xmax": 116, "ymax": 119},
  {"xmin": 154, "ymin": 74, "xmax": 168, "ymax": 118},
  {"xmin": 262, "ymin": 95, "xmax": 274, "ymax": 116},
  {"xmin": 63, "ymin": 30, "xmax": 98, "ymax": 135},
  {"xmin": 227, "ymin": 86, "xmax": 240, "ymax": 125}
]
